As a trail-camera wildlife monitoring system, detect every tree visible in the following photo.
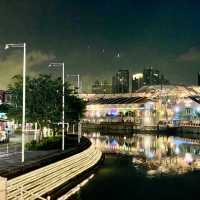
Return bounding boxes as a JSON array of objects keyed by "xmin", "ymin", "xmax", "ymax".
[
  {"xmin": 7, "ymin": 74, "xmax": 86, "ymax": 137},
  {"xmin": 0, "ymin": 104, "xmax": 11, "ymax": 113}
]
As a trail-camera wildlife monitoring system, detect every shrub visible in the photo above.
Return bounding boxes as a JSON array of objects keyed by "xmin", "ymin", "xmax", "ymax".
[{"xmin": 26, "ymin": 136, "xmax": 62, "ymax": 150}]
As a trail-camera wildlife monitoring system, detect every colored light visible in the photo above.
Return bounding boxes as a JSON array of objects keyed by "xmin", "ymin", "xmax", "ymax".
[{"xmin": 111, "ymin": 109, "xmax": 118, "ymax": 116}]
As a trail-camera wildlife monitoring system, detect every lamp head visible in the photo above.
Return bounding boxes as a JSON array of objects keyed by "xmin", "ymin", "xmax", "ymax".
[
  {"xmin": 5, "ymin": 44, "xmax": 9, "ymax": 50},
  {"xmin": 48, "ymin": 62, "xmax": 64, "ymax": 67},
  {"xmin": 4, "ymin": 43, "xmax": 25, "ymax": 50}
]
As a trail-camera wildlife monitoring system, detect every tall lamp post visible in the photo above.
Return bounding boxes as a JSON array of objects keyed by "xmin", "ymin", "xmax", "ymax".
[
  {"xmin": 49, "ymin": 62, "xmax": 65, "ymax": 151},
  {"xmin": 5, "ymin": 43, "xmax": 26, "ymax": 163}
]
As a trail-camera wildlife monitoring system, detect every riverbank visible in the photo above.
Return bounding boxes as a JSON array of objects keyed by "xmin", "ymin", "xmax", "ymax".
[
  {"xmin": 83, "ymin": 123, "xmax": 200, "ymax": 141},
  {"xmin": 4, "ymin": 138, "xmax": 103, "ymax": 200}
]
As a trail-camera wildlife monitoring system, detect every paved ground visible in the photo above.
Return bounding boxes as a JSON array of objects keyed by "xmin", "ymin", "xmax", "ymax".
[
  {"xmin": 0, "ymin": 138, "xmax": 63, "ymax": 179},
  {"xmin": 0, "ymin": 134, "xmax": 89, "ymax": 179},
  {"xmin": 0, "ymin": 133, "xmax": 59, "ymax": 166}
]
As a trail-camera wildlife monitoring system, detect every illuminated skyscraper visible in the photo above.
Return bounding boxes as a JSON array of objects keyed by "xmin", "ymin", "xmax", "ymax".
[
  {"xmin": 132, "ymin": 73, "xmax": 144, "ymax": 92},
  {"xmin": 112, "ymin": 70, "xmax": 129, "ymax": 93},
  {"xmin": 143, "ymin": 66, "xmax": 169, "ymax": 86}
]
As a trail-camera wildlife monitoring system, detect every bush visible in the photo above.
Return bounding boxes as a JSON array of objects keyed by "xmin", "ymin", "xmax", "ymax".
[
  {"xmin": 14, "ymin": 128, "xmax": 22, "ymax": 135},
  {"xmin": 26, "ymin": 136, "xmax": 62, "ymax": 150}
]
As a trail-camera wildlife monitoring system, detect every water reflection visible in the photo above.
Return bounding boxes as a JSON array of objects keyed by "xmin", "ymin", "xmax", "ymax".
[{"xmin": 84, "ymin": 132, "xmax": 200, "ymax": 175}]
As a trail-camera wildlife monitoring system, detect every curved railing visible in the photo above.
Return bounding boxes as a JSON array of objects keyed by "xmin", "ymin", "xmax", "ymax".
[{"xmin": 7, "ymin": 143, "xmax": 102, "ymax": 200}]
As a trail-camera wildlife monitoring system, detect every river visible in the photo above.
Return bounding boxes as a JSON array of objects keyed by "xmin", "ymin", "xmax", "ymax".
[{"xmin": 71, "ymin": 132, "xmax": 200, "ymax": 200}]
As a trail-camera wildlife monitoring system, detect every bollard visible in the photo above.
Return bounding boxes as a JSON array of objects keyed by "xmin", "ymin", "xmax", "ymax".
[
  {"xmin": 0, "ymin": 177, "xmax": 7, "ymax": 200},
  {"xmin": 6, "ymin": 144, "xmax": 8, "ymax": 156},
  {"xmin": 72, "ymin": 124, "xmax": 75, "ymax": 134},
  {"xmin": 34, "ymin": 122, "xmax": 37, "ymax": 141},
  {"xmin": 66, "ymin": 123, "xmax": 69, "ymax": 134},
  {"xmin": 78, "ymin": 122, "xmax": 82, "ymax": 144}
]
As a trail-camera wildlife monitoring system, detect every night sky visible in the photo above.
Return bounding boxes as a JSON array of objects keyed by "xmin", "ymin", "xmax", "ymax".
[{"xmin": 0, "ymin": 0, "xmax": 200, "ymax": 91}]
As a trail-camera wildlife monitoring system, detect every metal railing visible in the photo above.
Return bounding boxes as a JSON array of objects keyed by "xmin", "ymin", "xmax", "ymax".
[
  {"xmin": 6, "ymin": 143, "xmax": 102, "ymax": 200},
  {"xmin": 14, "ymin": 185, "xmax": 50, "ymax": 200}
]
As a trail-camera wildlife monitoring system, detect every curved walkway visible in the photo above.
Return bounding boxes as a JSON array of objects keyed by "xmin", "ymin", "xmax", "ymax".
[{"xmin": 5, "ymin": 143, "xmax": 102, "ymax": 200}]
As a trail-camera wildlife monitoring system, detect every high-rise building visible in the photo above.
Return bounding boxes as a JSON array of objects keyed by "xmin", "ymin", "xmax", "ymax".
[
  {"xmin": 198, "ymin": 72, "xmax": 200, "ymax": 86},
  {"xmin": 112, "ymin": 70, "xmax": 129, "ymax": 93},
  {"xmin": 132, "ymin": 73, "xmax": 144, "ymax": 92},
  {"xmin": 143, "ymin": 67, "xmax": 160, "ymax": 85},
  {"xmin": 143, "ymin": 67, "xmax": 169, "ymax": 86},
  {"xmin": 92, "ymin": 80, "xmax": 112, "ymax": 94},
  {"xmin": 131, "ymin": 67, "xmax": 169, "ymax": 92},
  {"xmin": 112, "ymin": 76, "xmax": 117, "ymax": 94}
]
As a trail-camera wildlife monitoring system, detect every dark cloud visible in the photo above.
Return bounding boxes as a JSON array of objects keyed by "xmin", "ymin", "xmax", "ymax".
[
  {"xmin": 0, "ymin": 51, "xmax": 56, "ymax": 89},
  {"xmin": 178, "ymin": 46, "xmax": 200, "ymax": 62},
  {"xmin": 1, "ymin": 0, "xmax": 200, "ymax": 91}
]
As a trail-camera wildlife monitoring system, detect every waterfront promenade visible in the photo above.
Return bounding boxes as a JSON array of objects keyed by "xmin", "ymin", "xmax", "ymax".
[{"xmin": 0, "ymin": 135, "xmax": 102, "ymax": 200}]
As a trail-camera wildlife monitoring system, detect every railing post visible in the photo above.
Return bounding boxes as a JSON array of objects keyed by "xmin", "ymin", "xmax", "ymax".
[
  {"xmin": 20, "ymin": 185, "xmax": 23, "ymax": 200},
  {"xmin": 78, "ymin": 121, "xmax": 82, "ymax": 144},
  {"xmin": 0, "ymin": 177, "xmax": 7, "ymax": 200}
]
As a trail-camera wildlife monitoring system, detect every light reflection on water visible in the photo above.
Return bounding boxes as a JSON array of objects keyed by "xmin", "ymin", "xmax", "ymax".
[
  {"xmin": 71, "ymin": 133, "xmax": 200, "ymax": 200},
  {"xmin": 84, "ymin": 132, "xmax": 200, "ymax": 175}
]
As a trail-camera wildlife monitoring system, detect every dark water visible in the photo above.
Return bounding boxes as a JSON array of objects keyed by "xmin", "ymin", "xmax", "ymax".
[{"xmin": 72, "ymin": 133, "xmax": 200, "ymax": 200}]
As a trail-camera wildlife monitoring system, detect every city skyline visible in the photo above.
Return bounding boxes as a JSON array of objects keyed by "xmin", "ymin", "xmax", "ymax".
[
  {"xmin": 0, "ymin": 1, "xmax": 200, "ymax": 91},
  {"xmin": 2, "ymin": 2, "xmax": 200, "ymax": 200}
]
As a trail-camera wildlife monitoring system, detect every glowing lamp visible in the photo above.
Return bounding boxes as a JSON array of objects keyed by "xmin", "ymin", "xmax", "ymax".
[
  {"xmin": 174, "ymin": 106, "xmax": 180, "ymax": 113},
  {"xmin": 175, "ymin": 146, "xmax": 180, "ymax": 154},
  {"xmin": 184, "ymin": 153, "xmax": 193, "ymax": 164},
  {"xmin": 197, "ymin": 107, "xmax": 200, "ymax": 112}
]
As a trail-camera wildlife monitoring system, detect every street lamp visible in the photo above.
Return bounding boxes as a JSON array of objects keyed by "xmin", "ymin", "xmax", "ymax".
[
  {"xmin": 49, "ymin": 62, "xmax": 65, "ymax": 151},
  {"xmin": 5, "ymin": 43, "xmax": 26, "ymax": 163}
]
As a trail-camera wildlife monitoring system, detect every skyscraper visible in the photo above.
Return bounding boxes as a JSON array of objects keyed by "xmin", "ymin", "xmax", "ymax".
[
  {"xmin": 112, "ymin": 76, "xmax": 117, "ymax": 94},
  {"xmin": 132, "ymin": 73, "xmax": 144, "ymax": 92},
  {"xmin": 143, "ymin": 67, "xmax": 160, "ymax": 85},
  {"xmin": 112, "ymin": 70, "xmax": 129, "ymax": 93},
  {"xmin": 143, "ymin": 66, "xmax": 169, "ymax": 86},
  {"xmin": 92, "ymin": 80, "xmax": 112, "ymax": 94}
]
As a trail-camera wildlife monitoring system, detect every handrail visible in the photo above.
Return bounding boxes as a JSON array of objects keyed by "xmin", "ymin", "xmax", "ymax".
[
  {"xmin": 17, "ymin": 185, "xmax": 50, "ymax": 200},
  {"xmin": 6, "ymin": 143, "xmax": 102, "ymax": 200}
]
